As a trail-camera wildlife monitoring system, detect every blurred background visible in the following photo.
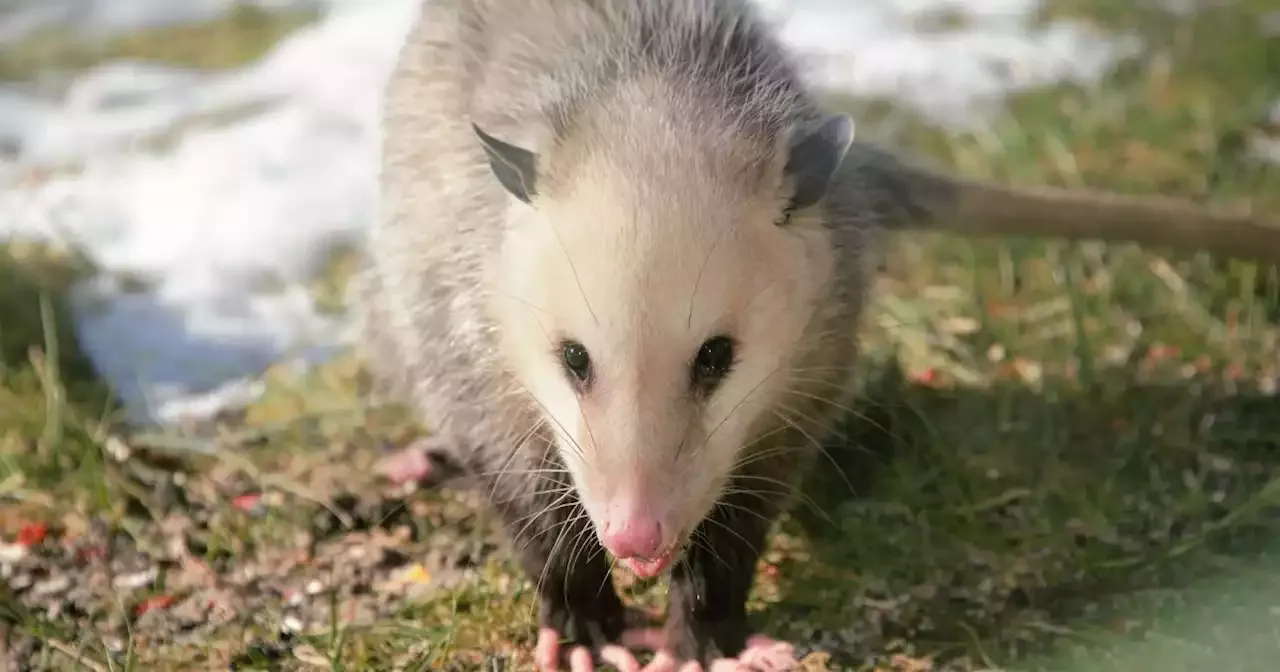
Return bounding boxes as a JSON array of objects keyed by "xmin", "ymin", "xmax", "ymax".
[{"xmin": 1, "ymin": 1, "xmax": 1279, "ymax": 670}]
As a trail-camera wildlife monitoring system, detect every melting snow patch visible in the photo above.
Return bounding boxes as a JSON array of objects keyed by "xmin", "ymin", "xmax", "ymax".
[
  {"xmin": 0, "ymin": 0, "xmax": 1136, "ymax": 428},
  {"xmin": 756, "ymin": 0, "xmax": 1141, "ymax": 127}
]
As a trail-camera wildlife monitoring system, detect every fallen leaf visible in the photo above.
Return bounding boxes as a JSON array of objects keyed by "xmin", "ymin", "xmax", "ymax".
[
  {"xmin": 399, "ymin": 563, "xmax": 431, "ymax": 585},
  {"xmin": 231, "ymin": 493, "xmax": 264, "ymax": 515},
  {"xmin": 375, "ymin": 562, "xmax": 433, "ymax": 597},
  {"xmin": 135, "ymin": 594, "xmax": 177, "ymax": 617},
  {"xmin": 16, "ymin": 522, "xmax": 47, "ymax": 547}
]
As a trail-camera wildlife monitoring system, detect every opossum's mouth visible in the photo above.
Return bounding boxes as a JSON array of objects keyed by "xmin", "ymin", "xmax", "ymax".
[{"xmin": 621, "ymin": 545, "xmax": 677, "ymax": 579}]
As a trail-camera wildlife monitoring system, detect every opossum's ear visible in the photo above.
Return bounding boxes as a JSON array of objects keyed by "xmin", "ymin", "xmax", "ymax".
[
  {"xmin": 472, "ymin": 123, "xmax": 538, "ymax": 204},
  {"xmin": 782, "ymin": 113, "xmax": 855, "ymax": 214}
]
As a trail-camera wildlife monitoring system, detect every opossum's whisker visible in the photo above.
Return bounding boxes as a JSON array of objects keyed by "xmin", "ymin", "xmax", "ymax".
[
  {"xmin": 548, "ymin": 219, "xmax": 599, "ymax": 324},
  {"xmin": 685, "ymin": 222, "xmax": 733, "ymax": 329},
  {"xmin": 509, "ymin": 490, "xmax": 579, "ymax": 543},
  {"xmin": 509, "ymin": 486, "xmax": 581, "ymax": 550},
  {"xmin": 469, "ymin": 467, "xmax": 570, "ymax": 478},
  {"xmin": 493, "ymin": 487, "xmax": 575, "ymax": 513},
  {"xmin": 776, "ymin": 402, "xmax": 898, "ymax": 456},
  {"xmin": 485, "ymin": 479, "xmax": 572, "ymax": 503},
  {"xmin": 698, "ymin": 363, "xmax": 784, "ymax": 454},
  {"xmin": 487, "ymin": 421, "xmax": 546, "ymax": 504},
  {"xmin": 736, "ymin": 421, "xmax": 793, "ymax": 449},
  {"xmin": 777, "ymin": 376, "xmax": 903, "ymax": 444},
  {"xmin": 688, "ymin": 526, "xmax": 732, "ymax": 574},
  {"xmin": 564, "ymin": 510, "xmax": 604, "ymax": 604},
  {"xmin": 730, "ymin": 442, "xmax": 806, "ymax": 467},
  {"xmin": 673, "ymin": 399, "xmax": 697, "ymax": 460},
  {"xmin": 507, "ymin": 378, "xmax": 589, "ymax": 462},
  {"xmin": 529, "ymin": 510, "xmax": 588, "ymax": 626},
  {"xmin": 563, "ymin": 514, "xmax": 594, "ymax": 601},
  {"xmin": 577, "ymin": 402, "xmax": 601, "ymax": 468},
  {"xmin": 768, "ymin": 404, "xmax": 827, "ymax": 455},
  {"xmin": 512, "ymin": 498, "xmax": 579, "ymax": 557},
  {"xmin": 721, "ymin": 480, "xmax": 831, "ymax": 526},
  {"xmin": 701, "ymin": 505, "xmax": 763, "ymax": 558},
  {"xmin": 690, "ymin": 528, "xmax": 732, "ymax": 574},
  {"xmin": 730, "ymin": 435, "xmax": 841, "ymax": 513},
  {"xmin": 780, "ymin": 386, "xmax": 864, "ymax": 420},
  {"xmin": 495, "ymin": 288, "xmax": 549, "ymax": 319},
  {"xmin": 536, "ymin": 507, "xmax": 590, "ymax": 610},
  {"xmin": 770, "ymin": 405, "xmax": 858, "ymax": 496},
  {"xmin": 593, "ymin": 545, "xmax": 619, "ymax": 601},
  {"xmin": 706, "ymin": 494, "xmax": 776, "ymax": 526},
  {"xmin": 723, "ymin": 469, "xmax": 822, "ymax": 508},
  {"xmin": 488, "ymin": 480, "xmax": 572, "ymax": 508}
]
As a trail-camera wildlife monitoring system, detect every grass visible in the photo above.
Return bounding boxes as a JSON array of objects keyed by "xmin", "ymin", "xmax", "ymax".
[
  {"xmin": 3, "ymin": 0, "xmax": 1280, "ymax": 670},
  {"xmin": 0, "ymin": 243, "xmax": 117, "ymax": 513}
]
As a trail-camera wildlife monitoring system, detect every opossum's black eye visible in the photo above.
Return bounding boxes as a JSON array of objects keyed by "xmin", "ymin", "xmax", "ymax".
[
  {"xmin": 692, "ymin": 335, "xmax": 736, "ymax": 390},
  {"xmin": 560, "ymin": 340, "xmax": 592, "ymax": 385}
]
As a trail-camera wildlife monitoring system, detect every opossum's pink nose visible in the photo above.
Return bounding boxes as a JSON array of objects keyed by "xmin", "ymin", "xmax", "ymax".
[{"xmin": 601, "ymin": 511, "xmax": 664, "ymax": 560}]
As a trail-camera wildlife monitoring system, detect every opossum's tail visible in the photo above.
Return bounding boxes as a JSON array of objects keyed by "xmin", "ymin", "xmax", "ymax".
[
  {"xmin": 847, "ymin": 142, "xmax": 1280, "ymax": 263},
  {"xmin": 938, "ymin": 177, "xmax": 1280, "ymax": 263}
]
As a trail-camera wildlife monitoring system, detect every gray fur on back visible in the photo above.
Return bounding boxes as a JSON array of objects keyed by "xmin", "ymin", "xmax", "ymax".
[{"xmin": 354, "ymin": 0, "xmax": 927, "ymax": 503}]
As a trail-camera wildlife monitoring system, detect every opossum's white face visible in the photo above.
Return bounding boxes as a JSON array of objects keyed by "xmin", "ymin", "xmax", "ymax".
[{"xmin": 478, "ymin": 114, "xmax": 852, "ymax": 578}]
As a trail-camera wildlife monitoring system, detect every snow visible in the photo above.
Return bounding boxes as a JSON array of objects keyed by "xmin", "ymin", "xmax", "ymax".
[{"xmin": 0, "ymin": 0, "xmax": 1138, "ymax": 428}]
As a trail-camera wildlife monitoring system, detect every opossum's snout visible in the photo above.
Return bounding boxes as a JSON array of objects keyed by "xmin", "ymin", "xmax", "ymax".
[
  {"xmin": 598, "ymin": 491, "xmax": 676, "ymax": 578},
  {"xmin": 580, "ymin": 461, "xmax": 705, "ymax": 579},
  {"xmin": 554, "ymin": 394, "xmax": 707, "ymax": 578}
]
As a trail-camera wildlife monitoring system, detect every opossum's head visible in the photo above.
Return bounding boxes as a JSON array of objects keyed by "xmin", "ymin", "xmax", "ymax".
[{"xmin": 476, "ymin": 112, "xmax": 853, "ymax": 578}]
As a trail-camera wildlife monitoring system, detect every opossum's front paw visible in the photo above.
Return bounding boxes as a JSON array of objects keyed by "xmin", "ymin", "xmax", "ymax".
[
  {"xmin": 374, "ymin": 435, "xmax": 462, "ymax": 486},
  {"xmin": 616, "ymin": 628, "xmax": 798, "ymax": 672},
  {"xmin": 533, "ymin": 602, "xmax": 642, "ymax": 672},
  {"xmin": 535, "ymin": 625, "xmax": 646, "ymax": 672},
  {"xmin": 731, "ymin": 634, "xmax": 798, "ymax": 671}
]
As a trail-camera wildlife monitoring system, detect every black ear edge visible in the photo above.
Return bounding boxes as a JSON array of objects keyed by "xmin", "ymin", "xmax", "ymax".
[
  {"xmin": 472, "ymin": 122, "xmax": 539, "ymax": 204},
  {"xmin": 782, "ymin": 113, "xmax": 855, "ymax": 214}
]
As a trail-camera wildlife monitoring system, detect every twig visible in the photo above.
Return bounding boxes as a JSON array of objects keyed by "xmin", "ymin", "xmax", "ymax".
[{"xmin": 45, "ymin": 638, "xmax": 109, "ymax": 672}]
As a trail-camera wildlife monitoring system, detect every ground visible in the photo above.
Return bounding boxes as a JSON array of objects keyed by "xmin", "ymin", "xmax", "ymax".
[{"xmin": 3, "ymin": 1, "xmax": 1280, "ymax": 670}]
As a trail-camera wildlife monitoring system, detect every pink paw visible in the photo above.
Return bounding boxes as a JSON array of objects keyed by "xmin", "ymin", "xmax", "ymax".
[
  {"xmin": 374, "ymin": 436, "xmax": 455, "ymax": 486},
  {"xmin": 534, "ymin": 627, "xmax": 799, "ymax": 672},
  {"xmin": 735, "ymin": 634, "xmax": 798, "ymax": 671},
  {"xmin": 535, "ymin": 627, "xmax": 651, "ymax": 672}
]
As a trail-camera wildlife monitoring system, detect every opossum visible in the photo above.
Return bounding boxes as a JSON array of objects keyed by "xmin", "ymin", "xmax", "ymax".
[{"xmin": 357, "ymin": 0, "xmax": 1280, "ymax": 670}]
